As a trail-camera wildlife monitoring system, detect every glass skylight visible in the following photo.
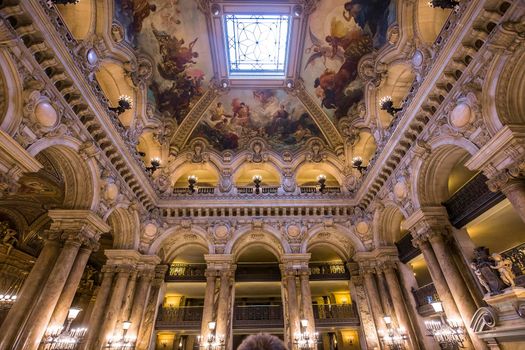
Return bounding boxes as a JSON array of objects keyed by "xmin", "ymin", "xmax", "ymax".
[{"xmin": 225, "ymin": 14, "xmax": 290, "ymax": 74}]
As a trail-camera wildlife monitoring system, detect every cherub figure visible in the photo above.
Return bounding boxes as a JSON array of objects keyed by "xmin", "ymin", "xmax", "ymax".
[
  {"xmin": 2, "ymin": 228, "xmax": 18, "ymax": 255},
  {"xmin": 491, "ymin": 253, "xmax": 516, "ymax": 287},
  {"xmin": 470, "ymin": 262, "xmax": 491, "ymax": 294}
]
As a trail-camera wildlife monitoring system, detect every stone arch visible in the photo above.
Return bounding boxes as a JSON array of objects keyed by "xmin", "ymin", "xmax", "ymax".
[
  {"xmin": 302, "ymin": 224, "xmax": 366, "ymax": 258},
  {"xmin": 27, "ymin": 137, "xmax": 100, "ymax": 211},
  {"xmin": 226, "ymin": 226, "xmax": 290, "ymax": 262},
  {"xmin": 0, "ymin": 50, "xmax": 23, "ymax": 135},
  {"xmin": 415, "ymin": 0, "xmax": 451, "ymax": 43},
  {"xmin": 105, "ymin": 207, "xmax": 140, "ymax": 250},
  {"xmin": 375, "ymin": 204, "xmax": 408, "ymax": 245},
  {"xmin": 56, "ymin": 0, "xmax": 97, "ymax": 40},
  {"xmin": 412, "ymin": 142, "xmax": 475, "ymax": 208},
  {"xmin": 148, "ymin": 226, "xmax": 214, "ymax": 263},
  {"xmin": 495, "ymin": 47, "xmax": 525, "ymax": 126}
]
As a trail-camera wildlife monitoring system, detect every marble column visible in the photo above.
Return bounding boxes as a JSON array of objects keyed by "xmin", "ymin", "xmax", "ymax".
[
  {"xmin": 413, "ymin": 237, "xmax": 474, "ymax": 349},
  {"xmin": 81, "ymin": 266, "xmax": 115, "ymax": 350},
  {"xmin": 375, "ymin": 269, "xmax": 396, "ymax": 324},
  {"xmin": 428, "ymin": 232, "xmax": 488, "ymax": 350},
  {"xmin": 95, "ymin": 265, "xmax": 132, "ymax": 350},
  {"xmin": 48, "ymin": 245, "xmax": 94, "ymax": 328},
  {"xmin": 299, "ymin": 269, "xmax": 315, "ymax": 335},
  {"xmin": 18, "ymin": 235, "xmax": 83, "ymax": 350},
  {"xmin": 362, "ymin": 268, "xmax": 385, "ymax": 333},
  {"xmin": 0, "ymin": 233, "xmax": 61, "ymax": 350},
  {"xmin": 136, "ymin": 265, "xmax": 167, "ymax": 350},
  {"xmin": 499, "ymin": 179, "xmax": 525, "ymax": 223},
  {"xmin": 285, "ymin": 270, "xmax": 301, "ymax": 343},
  {"xmin": 215, "ymin": 268, "xmax": 235, "ymax": 349},
  {"xmin": 281, "ymin": 274, "xmax": 292, "ymax": 348},
  {"xmin": 200, "ymin": 269, "xmax": 218, "ymax": 339},
  {"xmin": 383, "ymin": 263, "xmax": 418, "ymax": 350},
  {"xmin": 116, "ymin": 270, "xmax": 138, "ymax": 335},
  {"xmin": 348, "ymin": 274, "xmax": 380, "ymax": 350},
  {"xmin": 128, "ymin": 269, "xmax": 154, "ymax": 339}
]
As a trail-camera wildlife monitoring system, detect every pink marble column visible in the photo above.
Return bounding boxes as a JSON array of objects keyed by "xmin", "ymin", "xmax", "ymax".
[
  {"xmin": 0, "ymin": 234, "xmax": 61, "ymax": 350},
  {"xmin": 128, "ymin": 270, "xmax": 154, "ymax": 339},
  {"xmin": 200, "ymin": 269, "xmax": 218, "ymax": 340},
  {"xmin": 500, "ymin": 179, "xmax": 525, "ymax": 223},
  {"xmin": 283, "ymin": 270, "xmax": 300, "ymax": 344},
  {"xmin": 81, "ymin": 266, "xmax": 115, "ymax": 350},
  {"xmin": 299, "ymin": 269, "xmax": 315, "ymax": 335},
  {"xmin": 94, "ymin": 265, "xmax": 132, "ymax": 350},
  {"xmin": 116, "ymin": 270, "xmax": 138, "ymax": 335},
  {"xmin": 362, "ymin": 268, "xmax": 385, "ymax": 333},
  {"xmin": 428, "ymin": 232, "xmax": 488, "ymax": 350},
  {"xmin": 18, "ymin": 236, "xmax": 83, "ymax": 350},
  {"xmin": 48, "ymin": 245, "xmax": 94, "ymax": 327},
  {"xmin": 383, "ymin": 264, "xmax": 418, "ymax": 350},
  {"xmin": 215, "ymin": 268, "xmax": 235, "ymax": 349}
]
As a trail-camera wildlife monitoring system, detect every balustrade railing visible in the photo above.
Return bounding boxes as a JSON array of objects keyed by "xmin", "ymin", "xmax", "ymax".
[
  {"xmin": 300, "ymin": 186, "xmax": 342, "ymax": 194},
  {"xmin": 237, "ymin": 187, "xmax": 279, "ymax": 195},
  {"xmin": 501, "ymin": 243, "xmax": 525, "ymax": 286},
  {"xmin": 412, "ymin": 283, "xmax": 438, "ymax": 316},
  {"xmin": 235, "ymin": 264, "xmax": 282, "ymax": 282},
  {"xmin": 313, "ymin": 304, "xmax": 359, "ymax": 326},
  {"xmin": 166, "ymin": 263, "xmax": 206, "ymax": 282},
  {"xmin": 233, "ymin": 305, "xmax": 284, "ymax": 328},
  {"xmin": 309, "ymin": 262, "xmax": 350, "ymax": 280},
  {"xmin": 172, "ymin": 187, "xmax": 216, "ymax": 195},
  {"xmin": 156, "ymin": 306, "xmax": 203, "ymax": 329}
]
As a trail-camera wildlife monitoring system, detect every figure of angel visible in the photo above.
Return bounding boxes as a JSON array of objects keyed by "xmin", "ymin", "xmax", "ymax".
[
  {"xmin": 304, "ymin": 27, "xmax": 345, "ymax": 70},
  {"xmin": 491, "ymin": 253, "xmax": 516, "ymax": 287}
]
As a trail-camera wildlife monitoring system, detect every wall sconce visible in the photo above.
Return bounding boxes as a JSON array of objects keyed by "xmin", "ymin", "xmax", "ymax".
[
  {"xmin": 317, "ymin": 174, "xmax": 326, "ymax": 194},
  {"xmin": 160, "ymin": 339, "xmax": 169, "ymax": 349},
  {"xmin": 294, "ymin": 319, "xmax": 319, "ymax": 349},
  {"xmin": 427, "ymin": 0, "xmax": 460, "ymax": 9},
  {"xmin": 352, "ymin": 156, "xmax": 366, "ymax": 173},
  {"xmin": 379, "ymin": 96, "xmax": 402, "ymax": 117},
  {"xmin": 188, "ymin": 175, "xmax": 198, "ymax": 194},
  {"xmin": 109, "ymin": 95, "xmax": 134, "ymax": 116},
  {"xmin": 253, "ymin": 175, "xmax": 262, "ymax": 194},
  {"xmin": 425, "ymin": 300, "xmax": 466, "ymax": 348},
  {"xmin": 106, "ymin": 320, "xmax": 136, "ymax": 349},
  {"xmin": 146, "ymin": 157, "xmax": 161, "ymax": 174},
  {"xmin": 41, "ymin": 307, "xmax": 87, "ymax": 349},
  {"xmin": 379, "ymin": 315, "xmax": 408, "ymax": 350},
  {"xmin": 196, "ymin": 321, "xmax": 224, "ymax": 349}
]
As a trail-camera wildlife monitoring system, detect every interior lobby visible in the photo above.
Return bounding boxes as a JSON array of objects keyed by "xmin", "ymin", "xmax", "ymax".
[{"xmin": 0, "ymin": 0, "xmax": 524, "ymax": 349}]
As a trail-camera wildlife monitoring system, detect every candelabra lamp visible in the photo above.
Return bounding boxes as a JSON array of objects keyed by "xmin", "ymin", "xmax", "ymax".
[
  {"xmin": 41, "ymin": 307, "xmax": 87, "ymax": 350},
  {"xmin": 188, "ymin": 175, "xmax": 198, "ymax": 194},
  {"xmin": 109, "ymin": 95, "xmax": 133, "ymax": 116},
  {"xmin": 425, "ymin": 301, "xmax": 466, "ymax": 349},
  {"xmin": 378, "ymin": 316, "xmax": 408, "ymax": 350},
  {"xmin": 0, "ymin": 293, "xmax": 17, "ymax": 309},
  {"xmin": 293, "ymin": 319, "xmax": 319, "ymax": 350},
  {"xmin": 196, "ymin": 321, "xmax": 225, "ymax": 350},
  {"xmin": 253, "ymin": 175, "xmax": 262, "ymax": 194},
  {"xmin": 105, "ymin": 321, "xmax": 136, "ymax": 349},
  {"xmin": 352, "ymin": 156, "xmax": 367, "ymax": 174},
  {"xmin": 379, "ymin": 96, "xmax": 403, "ymax": 117},
  {"xmin": 427, "ymin": 0, "xmax": 460, "ymax": 9},
  {"xmin": 145, "ymin": 158, "xmax": 161, "ymax": 174},
  {"xmin": 317, "ymin": 174, "xmax": 327, "ymax": 194}
]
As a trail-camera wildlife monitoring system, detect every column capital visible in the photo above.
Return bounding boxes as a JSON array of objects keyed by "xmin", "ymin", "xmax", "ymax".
[
  {"xmin": 105, "ymin": 249, "xmax": 142, "ymax": 266},
  {"xmin": 402, "ymin": 207, "xmax": 450, "ymax": 240},
  {"xmin": 47, "ymin": 210, "xmax": 110, "ymax": 239},
  {"xmin": 485, "ymin": 160, "xmax": 525, "ymax": 192}
]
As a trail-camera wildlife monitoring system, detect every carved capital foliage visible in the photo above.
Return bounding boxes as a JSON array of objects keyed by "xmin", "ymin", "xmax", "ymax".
[{"xmin": 486, "ymin": 159, "xmax": 525, "ymax": 193}]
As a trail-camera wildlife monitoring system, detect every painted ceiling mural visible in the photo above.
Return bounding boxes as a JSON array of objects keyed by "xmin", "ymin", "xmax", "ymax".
[
  {"xmin": 190, "ymin": 89, "xmax": 327, "ymax": 152},
  {"xmin": 115, "ymin": 0, "xmax": 213, "ymax": 124},
  {"xmin": 302, "ymin": 0, "xmax": 395, "ymax": 120}
]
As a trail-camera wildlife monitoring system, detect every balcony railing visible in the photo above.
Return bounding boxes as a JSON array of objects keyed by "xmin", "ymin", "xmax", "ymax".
[
  {"xmin": 501, "ymin": 243, "xmax": 525, "ymax": 287},
  {"xmin": 300, "ymin": 186, "xmax": 341, "ymax": 194},
  {"xmin": 313, "ymin": 304, "xmax": 359, "ymax": 326},
  {"xmin": 173, "ymin": 187, "xmax": 216, "ymax": 195},
  {"xmin": 412, "ymin": 283, "xmax": 438, "ymax": 317},
  {"xmin": 309, "ymin": 263, "xmax": 350, "ymax": 280},
  {"xmin": 233, "ymin": 305, "xmax": 284, "ymax": 328},
  {"xmin": 235, "ymin": 264, "xmax": 282, "ymax": 282},
  {"xmin": 166, "ymin": 264, "xmax": 206, "ymax": 282},
  {"xmin": 156, "ymin": 306, "xmax": 203, "ymax": 330},
  {"xmin": 443, "ymin": 173, "xmax": 505, "ymax": 228},
  {"xmin": 396, "ymin": 233, "xmax": 420, "ymax": 264},
  {"xmin": 237, "ymin": 186, "xmax": 279, "ymax": 195}
]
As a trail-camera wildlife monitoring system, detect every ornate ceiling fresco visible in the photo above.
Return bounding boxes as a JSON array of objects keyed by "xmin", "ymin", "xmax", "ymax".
[{"xmin": 111, "ymin": 0, "xmax": 395, "ymax": 157}]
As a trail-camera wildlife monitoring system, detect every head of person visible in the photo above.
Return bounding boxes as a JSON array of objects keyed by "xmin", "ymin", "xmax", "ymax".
[{"xmin": 237, "ymin": 333, "xmax": 287, "ymax": 350}]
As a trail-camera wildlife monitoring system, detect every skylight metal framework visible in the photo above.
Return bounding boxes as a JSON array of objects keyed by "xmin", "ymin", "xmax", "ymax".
[{"xmin": 225, "ymin": 14, "xmax": 290, "ymax": 75}]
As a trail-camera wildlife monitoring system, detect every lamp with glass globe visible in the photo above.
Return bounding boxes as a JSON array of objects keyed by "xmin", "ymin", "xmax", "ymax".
[{"xmin": 41, "ymin": 307, "xmax": 87, "ymax": 350}]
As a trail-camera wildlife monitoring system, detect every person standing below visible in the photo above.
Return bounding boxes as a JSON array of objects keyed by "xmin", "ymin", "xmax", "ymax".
[{"xmin": 237, "ymin": 333, "xmax": 288, "ymax": 350}]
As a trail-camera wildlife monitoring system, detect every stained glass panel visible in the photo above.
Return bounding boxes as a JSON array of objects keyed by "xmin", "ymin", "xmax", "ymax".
[{"xmin": 225, "ymin": 14, "xmax": 290, "ymax": 74}]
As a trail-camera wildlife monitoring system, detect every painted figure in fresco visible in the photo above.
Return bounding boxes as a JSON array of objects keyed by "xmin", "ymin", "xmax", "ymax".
[
  {"xmin": 305, "ymin": 28, "xmax": 345, "ymax": 69},
  {"xmin": 153, "ymin": 27, "xmax": 199, "ymax": 79},
  {"xmin": 120, "ymin": 0, "xmax": 157, "ymax": 33},
  {"xmin": 343, "ymin": 0, "xmax": 391, "ymax": 48},
  {"xmin": 232, "ymin": 101, "xmax": 251, "ymax": 128},
  {"xmin": 1, "ymin": 228, "xmax": 18, "ymax": 255}
]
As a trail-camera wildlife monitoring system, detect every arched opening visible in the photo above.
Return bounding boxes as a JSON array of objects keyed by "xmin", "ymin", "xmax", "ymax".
[
  {"xmin": 307, "ymin": 245, "xmax": 360, "ymax": 350},
  {"xmin": 171, "ymin": 163, "xmax": 220, "ymax": 195},
  {"xmin": 296, "ymin": 163, "xmax": 341, "ymax": 194},
  {"xmin": 496, "ymin": 50, "xmax": 525, "ymax": 125},
  {"xmin": 106, "ymin": 207, "xmax": 139, "ymax": 250},
  {"xmin": 377, "ymin": 63, "xmax": 416, "ymax": 128},
  {"xmin": 137, "ymin": 131, "xmax": 162, "ymax": 170},
  {"xmin": 416, "ymin": 0, "xmax": 451, "ymax": 43},
  {"xmin": 95, "ymin": 62, "xmax": 136, "ymax": 127},
  {"xmin": 233, "ymin": 163, "xmax": 281, "ymax": 193},
  {"xmin": 350, "ymin": 131, "xmax": 377, "ymax": 171},
  {"xmin": 56, "ymin": 0, "xmax": 95, "ymax": 40}
]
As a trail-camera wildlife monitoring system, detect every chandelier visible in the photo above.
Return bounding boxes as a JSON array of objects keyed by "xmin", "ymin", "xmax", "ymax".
[
  {"xmin": 425, "ymin": 301, "xmax": 465, "ymax": 348},
  {"xmin": 105, "ymin": 321, "xmax": 136, "ymax": 349},
  {"xmin": 41, "ymin": 308, "xmax": 87, "ymax": 350},
  {"xmin": 293, "ymin": 319, "xmax": 319, "ymax": 350},
  {"xmin": 0, "ymin": 293, "xmax": 17, "ymax": 308},
  {"xmin": 378, "ymin": 316, "xmax": 408, "ymax": 350},
  {"xmin": 196, "ymin": 321, "xmax": 225, "ymax": 350}
]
